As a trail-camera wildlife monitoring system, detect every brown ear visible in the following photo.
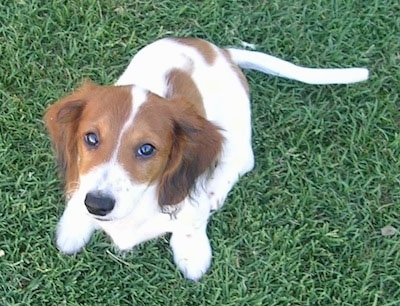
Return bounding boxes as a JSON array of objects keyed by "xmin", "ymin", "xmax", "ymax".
[
  {"xmin": 44, "ymin": 90, "xmax": 87, "ymax": 192},
  {"xmin": 157, "ymin": 109, "xmax": 223, "ymax": 206}
]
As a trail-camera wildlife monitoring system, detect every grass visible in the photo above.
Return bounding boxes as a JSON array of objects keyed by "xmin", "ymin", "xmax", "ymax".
[{"xmin": 0, "ymin": 0, "xmax": 399, "ymax": 305}]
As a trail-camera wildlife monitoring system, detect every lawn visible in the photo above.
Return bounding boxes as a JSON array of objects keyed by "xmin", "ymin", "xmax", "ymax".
[{"xmin": 1, "ymin": 0, "xmax": 399, "ymax": 305}]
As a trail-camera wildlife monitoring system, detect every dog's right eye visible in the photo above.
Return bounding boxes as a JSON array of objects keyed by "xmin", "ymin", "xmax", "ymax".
[{"xmin": 84, "ymin": 132, "xmax": 99, "ymax": 148}]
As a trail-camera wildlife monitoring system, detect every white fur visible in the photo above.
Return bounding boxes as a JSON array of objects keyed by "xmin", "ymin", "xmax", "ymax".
[
  {"xmin": 56, "ymin": 38, "xmax": 368, "ymax": 280},
  {"xmin": 227, "ymin": 48, "xmax": 369, "ymax": 84},
  {"xmin": 56, "ymin": 195, "xmax": 96, "ymax": 254}
]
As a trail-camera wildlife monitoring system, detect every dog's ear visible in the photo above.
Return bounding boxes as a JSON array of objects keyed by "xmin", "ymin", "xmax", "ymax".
[
  {"xmin": 157, "ymin": 102, "xmax": 223, "ymax": 206},
  {"xmin": 44, "ymin": 84, "xmax": 90, "ymax": 192}
]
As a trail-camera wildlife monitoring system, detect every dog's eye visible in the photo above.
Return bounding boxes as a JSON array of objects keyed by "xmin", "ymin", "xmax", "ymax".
[
  {"xmin": 136, "ymin": 143, "xmax": 156, "ymax": 158},
  {"xmin": 84, "ymin": 132, "xmax": 99, "ymax": 148}
]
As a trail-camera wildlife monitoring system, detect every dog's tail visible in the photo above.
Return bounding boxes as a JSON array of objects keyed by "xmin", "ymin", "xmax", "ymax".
[{"xmin": 226, "ymin": 48, "xmax": 369, "ymax": 85}]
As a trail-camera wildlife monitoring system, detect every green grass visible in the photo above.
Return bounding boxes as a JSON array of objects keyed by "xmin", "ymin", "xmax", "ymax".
[{"xmin": 1, "ymin": 0, "xmax": 399, "ymax": 305}]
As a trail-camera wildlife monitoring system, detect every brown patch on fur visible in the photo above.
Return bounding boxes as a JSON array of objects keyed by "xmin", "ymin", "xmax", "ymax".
[
  {"xmin": 116, "ymin": 93, "xmax": 175, "ymax": 185},
  {"xmin": 44, "ymin": 80, "xmax": 132, "ymax": 194},
  {"xmin": 165, "ymin": 68, "xmax": 206, "ymax": 117},
  {"xmin": 173, "ymin": 38, "xmax": 217, "ymax": 65},
  {"xmin": 154, "ymin": 97, "xmax": 223, "ymax": 206},
  {"xmin": 222, "ymin": 49, "xmax": 250, "ymax": 95},
  {"xmin": 116, "ymin": 92, "xmax": 223, "ymax": 206},
  {"xmin": 173, "ymin": 38, "xmax": 249, "ymax": 95}
]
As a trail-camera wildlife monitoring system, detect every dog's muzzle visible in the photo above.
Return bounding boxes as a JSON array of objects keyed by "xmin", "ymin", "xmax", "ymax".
[{"xmin": 84, "ymin": 191, "xmax": 115, "ymax": 216}]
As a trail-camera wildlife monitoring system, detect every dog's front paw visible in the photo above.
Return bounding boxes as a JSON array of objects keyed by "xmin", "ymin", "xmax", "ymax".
[
  {"xmin": 170, "ymin": 231, "xmax": 212, "ymax": 281},
  {"xmin": 56, "ymin": 210, "xmax": 95, "ymax": 255},
  {"xmin": 56, "ymin": 228, "xmax": 90, "ymax": 255}
]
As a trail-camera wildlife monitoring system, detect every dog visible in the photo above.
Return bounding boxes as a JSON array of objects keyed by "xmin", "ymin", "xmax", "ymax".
[{"xmin": 44, "ymin": 37, "xmax": 368, "ymax": 280}]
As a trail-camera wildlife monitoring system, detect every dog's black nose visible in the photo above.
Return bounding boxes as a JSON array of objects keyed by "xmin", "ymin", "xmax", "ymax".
[{"xmin": 84, "ymin": 192, "xmax": 115, "ymax": 216}]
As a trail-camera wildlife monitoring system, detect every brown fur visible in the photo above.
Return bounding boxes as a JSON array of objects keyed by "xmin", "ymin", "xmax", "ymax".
[
  {"xmin": 173, "ymin": 38, "xmax": 249, "ymax": 96},
  {"xmin": 117, "ymin": 93, "xmax": 223, "ymax": 206},
  {"xmin": 153, "ymin": 97, "xmax": 223, "ymax": 205},
  {"xmin": 165, "ymin": 68, "xmax": 206, "ymax": 117},
  {"xmin": 174, "ymin": 38, "xmax": 217, "ymax": 65}
]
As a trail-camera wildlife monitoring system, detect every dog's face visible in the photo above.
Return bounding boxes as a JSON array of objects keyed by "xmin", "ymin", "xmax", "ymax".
[{"xmin": 45, "ymin": 81, "xmax": 222, "ymax": 221}]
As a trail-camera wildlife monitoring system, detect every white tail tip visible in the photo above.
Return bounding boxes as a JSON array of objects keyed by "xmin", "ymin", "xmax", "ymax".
[{"xmin": 298, "ymin": 67, "xmax": 369, "ymax": 85}]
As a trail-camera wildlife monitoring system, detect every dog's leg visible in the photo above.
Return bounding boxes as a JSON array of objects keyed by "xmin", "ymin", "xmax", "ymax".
[
  {"xmin": 208, "ymin": 145, "xmax": 255, "ymax": 212},
  {"xmin": 170, "ymin": 220, "xmax": 212, "ymax": 281},
  {"xmin": 56, "ymin": 197, "xmax": 96, "ymax": 254},
  {"xmin": 207, "ymin": 166, "xmax": 250, "ymax": 212}
]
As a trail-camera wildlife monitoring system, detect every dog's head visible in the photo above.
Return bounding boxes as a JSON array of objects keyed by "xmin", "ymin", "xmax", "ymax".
[{"xmin": 44, "ymin": 81, "xmax": 223, "ymax": 220}]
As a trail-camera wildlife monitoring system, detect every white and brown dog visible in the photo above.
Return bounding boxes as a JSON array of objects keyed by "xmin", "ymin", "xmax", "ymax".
[{"xmin": 45, "ymin": 37, "xmax": 368, "ymax": 280}]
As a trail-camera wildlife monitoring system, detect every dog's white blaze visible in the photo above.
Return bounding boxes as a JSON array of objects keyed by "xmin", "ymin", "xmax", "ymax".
[{"xmin": 111, "ymin": 86, "xmax": 148, "ymax": 161}]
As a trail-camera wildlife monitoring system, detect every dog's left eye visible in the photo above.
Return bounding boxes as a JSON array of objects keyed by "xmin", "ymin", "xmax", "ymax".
[
  {"xmin": 84, "ymin": 132, "xmax": 99, "ymax": 148},
  {"xmin": 136, "ymin": 143, "xmax": 156, "ymax": 158}
]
